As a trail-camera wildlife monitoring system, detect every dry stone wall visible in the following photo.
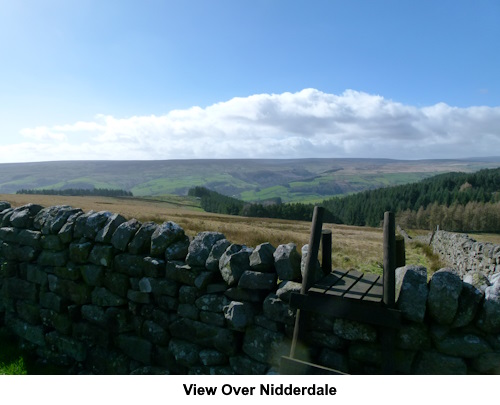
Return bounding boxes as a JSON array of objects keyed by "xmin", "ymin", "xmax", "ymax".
[
  {"xmin": 0, "ymin": 202, "xmax": 499, "ymax": 375},
  {"xmin": 430, "ymin": 230, "xmax": 500, "ymax": 280}
]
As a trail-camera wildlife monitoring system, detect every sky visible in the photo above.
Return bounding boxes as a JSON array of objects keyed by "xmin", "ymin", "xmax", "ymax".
[{"xmin": 0, "ymin": 0, "xmax": 499, "ymax": 163}]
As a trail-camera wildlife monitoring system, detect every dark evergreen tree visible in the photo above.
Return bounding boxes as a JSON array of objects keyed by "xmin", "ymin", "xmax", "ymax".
[{"xmin": 16, "ymin": 188, "xmax": 133, "ymax": 197}]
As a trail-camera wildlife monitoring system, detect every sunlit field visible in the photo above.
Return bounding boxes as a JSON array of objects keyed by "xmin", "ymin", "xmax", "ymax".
[{"xmin": 1, "ymin": 193, "xmax": 449, "ymax": 274}]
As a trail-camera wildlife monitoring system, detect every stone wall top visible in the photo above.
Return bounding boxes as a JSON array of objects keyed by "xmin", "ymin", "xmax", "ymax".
[{"xmin": 430, "ymin": 230, "xmax": 500, "ymax": 281}]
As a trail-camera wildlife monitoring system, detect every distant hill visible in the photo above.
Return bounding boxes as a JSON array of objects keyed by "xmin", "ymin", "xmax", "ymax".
[
  {"xmin": 188, "ymin": 167, "xmax": 500, "ymax": 232},
  {"xmin": 0, "ymin": 157, "xmax": 499, "ymax": 202}
]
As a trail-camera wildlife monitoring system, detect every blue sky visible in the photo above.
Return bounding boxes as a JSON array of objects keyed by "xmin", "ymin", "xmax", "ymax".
[{"xmin": 0, "ymin": 0, "xmax": 499, "ymax": 162}]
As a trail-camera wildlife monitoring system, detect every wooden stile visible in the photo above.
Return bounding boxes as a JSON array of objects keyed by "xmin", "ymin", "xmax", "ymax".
[{"xmin": 281, "ymin": 209, "xmax": 401, "ymax": 375}]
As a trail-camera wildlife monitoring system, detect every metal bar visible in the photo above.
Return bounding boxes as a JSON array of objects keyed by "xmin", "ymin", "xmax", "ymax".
[{"xmin": 280, "ymin": 356, "xmax": 346, "ymax": 375}]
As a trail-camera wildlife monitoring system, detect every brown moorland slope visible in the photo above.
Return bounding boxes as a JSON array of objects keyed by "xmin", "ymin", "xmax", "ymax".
[{"xmin": 0, "ymin": 193, "xmax": 451, "ymax": 274}]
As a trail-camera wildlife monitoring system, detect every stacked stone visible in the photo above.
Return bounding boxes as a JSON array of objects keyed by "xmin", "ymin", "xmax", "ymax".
[
  {"xmin": 1, "ymin": 202, "xmax": 499, "ymax": 375},
  {"xmin": 0, "ymin": 203, "xmax": 50, "ymax": 354},
  {"xmin": 233, "ymin": 242, "xmax": 293, "ymax": 374},
  {"xmin": 170, "ymin": 235, "xmax": 290, "ymax": 375},
  {"xmin": 393, "ymin": 265, "xmax": 500, "ymax": 374},
  {"xmin": 431, "ymin": 231, "xmax": 500, "ymax": 280},
  {"xmin": 0, "ymin": 204, "xmax": 302, "ymax": 374},
  {"xmin": 303, "ymin": 264, "xmax": 499, "ymax": 375},
  {"xmin": 0, "ymin": 204, "xmax": 190, "ymax": 373},
  {"xmin": 165, "ymin": 232, "xmax": 237, "ymax": 374}
]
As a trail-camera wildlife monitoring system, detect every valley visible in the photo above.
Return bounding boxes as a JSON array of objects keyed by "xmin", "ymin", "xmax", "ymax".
[{"xmin": 1, "ymin": 157, "xmax": 499, "ymax": 202}]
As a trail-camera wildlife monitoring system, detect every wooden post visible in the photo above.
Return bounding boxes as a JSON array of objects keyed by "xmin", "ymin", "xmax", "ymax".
[
  {"xmin": 301, "ymin": 206, "xmax": 325, "ymax": 293},
  {"xmin": 321, "ymin": 229, "xmax": 332, "ymax": 275},
  {"xmin": 383, "ymin": 211, "xmax": 396, "ymax": 308},
  {"xmin": 290, "ymin": 206, "xmax": 324, "ymax": 359},
  {"xmin": 382, "ymin": 211, "xmax": 396, "ymax": 374},
  {"xmin": 395, "ymin": 236, "xmax": 406, "ymax": 268}
]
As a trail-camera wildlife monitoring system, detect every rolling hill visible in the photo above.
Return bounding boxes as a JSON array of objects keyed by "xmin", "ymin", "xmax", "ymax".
[{"xmin": 0, "ymin": 157, "xmax": 499, "ymax": 202}]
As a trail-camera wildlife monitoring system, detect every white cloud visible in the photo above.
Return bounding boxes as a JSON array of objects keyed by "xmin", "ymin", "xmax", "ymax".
[
  {"xmin": 53, "ymin": 121, "xmax": 105, "ymax": 132},
  {"xmin": 19, "ymin": 126, "xmax": 68, "ymax": 142},
  {"xmin": 4, "ymin": 88, "xmax": 500, "ymax": 163}
]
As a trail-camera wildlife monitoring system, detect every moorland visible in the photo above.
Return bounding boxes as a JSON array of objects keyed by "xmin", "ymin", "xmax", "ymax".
[
  {"xmin": 1, "ymin": 156, "xmax": 500, "ymax": 273},
  {"xmin": 3, "ymin": 191, "xmax": 498, "ymax": 277},
  {"xmin": 2, "ymin": 157, "xmax": 500, "ymax": 202}
]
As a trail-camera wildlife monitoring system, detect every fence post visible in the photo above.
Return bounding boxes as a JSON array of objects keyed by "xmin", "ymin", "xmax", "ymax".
[
  {"xmin": 382, "ymin": 211, "xmax": 396, "ymax": 374},
  {"xmin": 321, "ymin": 229, "xmax": 332, "ymax": 275},
  {"xmin": 300, "ymin": 206, "xmax": 325, "ymax": 293},
  {"xmin": 395, "ymin": 235, "xmax": 406, "ymax": 268},
  {"xmin": 290, "ymin": 206, "xmax": 324, "ymax": 359},
  {"xmin": 383, "ymin": 211, "xmax": 396, "ymax": 308}
]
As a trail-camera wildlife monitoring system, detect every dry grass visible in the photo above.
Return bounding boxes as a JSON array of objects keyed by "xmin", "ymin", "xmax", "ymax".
[
  {"xmin": 468, "ymin": 233, "xmax": 500, "ymax": 245},
  {"xmin": 0, "ymin": 194, "xmax": 456, "ymax": 275},
  {"xmin": 1, "ymin": 193, "xmax": 314, "ymax": 245}
]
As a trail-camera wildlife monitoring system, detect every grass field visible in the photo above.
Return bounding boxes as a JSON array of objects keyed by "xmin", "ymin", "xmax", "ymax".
[
  {"xmin": 0, "ymin": 193, "xmax": 450, "ymax": 275},
  {"xmin": 468, "ymin": 233, "xmax": 500, "ymax": 245},
  {"xmin": 238, "ymin": 171, "xmax": 436, "ymax": 203}
]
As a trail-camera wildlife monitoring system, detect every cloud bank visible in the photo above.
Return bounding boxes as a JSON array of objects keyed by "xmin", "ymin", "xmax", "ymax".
[{"xmin": 4, "ymin": 89, "xmax": 500, "ymax": 163}]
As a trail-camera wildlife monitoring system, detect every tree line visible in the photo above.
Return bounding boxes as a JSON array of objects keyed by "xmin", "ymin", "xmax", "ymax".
[
  {"xmin": 16, "ymin": 188, "xmax": 133, "ymax": 197},
  {"xmin": 188, "ymin": 167, "xmax": 500, "ymax": 232},
  {"xmin": 187, "ymin": 186, "xmax": 336, "ymax": 222},
  {"xmin": 187, "ymin": 186, "xmax": 243, "ymax": 215},
  {"xmin": 397, "ymin": 201, "xmax": 500, "ymax": 233},
  {"xmin": 321, "ymin": 168, "xmax": 500, "ymax": 228}
]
